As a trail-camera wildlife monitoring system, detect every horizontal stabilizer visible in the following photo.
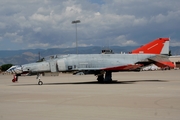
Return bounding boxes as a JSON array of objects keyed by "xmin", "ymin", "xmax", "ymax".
[{"xmin": 148, "ymin": 55, "xmax": 175, "ymax": 68}]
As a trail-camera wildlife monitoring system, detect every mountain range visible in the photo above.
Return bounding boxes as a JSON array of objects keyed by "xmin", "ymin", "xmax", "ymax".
[{"xmin": 0, "ymin": 46, "xmax": 180, "ymax": 66}]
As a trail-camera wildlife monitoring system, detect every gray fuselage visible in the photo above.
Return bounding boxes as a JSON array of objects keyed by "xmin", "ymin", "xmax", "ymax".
[{"xmin": 21, "ymin": 54, "xmax": 155, "ymax": 73}]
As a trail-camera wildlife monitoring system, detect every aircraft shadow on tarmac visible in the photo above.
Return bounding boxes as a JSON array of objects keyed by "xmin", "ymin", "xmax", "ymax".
[{"xmin": 10, "ymin": 79, "xmax": 167, "ymax": 86}]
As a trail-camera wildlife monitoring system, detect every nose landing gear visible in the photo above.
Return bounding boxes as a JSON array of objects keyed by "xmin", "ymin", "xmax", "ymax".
[
  {"xmin": 12, "ymin": 75, "xmax": 18, "ymax": 83},
  {"xmin": 38, "ymin": 81, "xmax": 43, "ymax": 85},
  {"xmin": 37, "ymin": 73, "xmax": 43, "ymax": 85}
]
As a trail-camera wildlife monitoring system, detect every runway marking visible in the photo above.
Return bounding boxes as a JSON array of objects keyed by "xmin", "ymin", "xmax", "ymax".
[
  {"xmin": 154, "ymin": 98, "xmax": 180, "ymax": 110},
  {"xmin": 6, "ymin": 99, "xmax": 47, "ymax": 103},
  {"xmin": 18, "ymin": 100, "xmax": 47, "ymax": 103}
]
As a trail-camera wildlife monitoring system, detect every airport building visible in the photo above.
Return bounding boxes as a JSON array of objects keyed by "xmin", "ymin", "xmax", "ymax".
[{"xmin": 170, "ymin": 56, "xmax": 180, "ymax": 69}]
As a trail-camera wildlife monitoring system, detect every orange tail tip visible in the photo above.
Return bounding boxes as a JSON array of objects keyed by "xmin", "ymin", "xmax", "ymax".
[{"xmin": 131, "ymin": 38, "xmax": 169, "ymax": 55}]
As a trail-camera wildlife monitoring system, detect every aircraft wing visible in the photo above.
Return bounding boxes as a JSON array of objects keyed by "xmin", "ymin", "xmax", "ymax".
[{"xmin": 76, "ymin": 64, "xmax": 143, "ymax": 73}]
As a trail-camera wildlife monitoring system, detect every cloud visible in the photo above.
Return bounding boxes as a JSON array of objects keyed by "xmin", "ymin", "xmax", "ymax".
[
  {"xmin": 0, "ymin": 37, "xmax": 2, "ymax": 41},
  {"xmin": 113, "ymin": 35, "xmax": 138, "ymax": 46},
  {"xmin": 170, "ymin": 39, "xmax": 180, "ymax": 47},
  {"xmin": 4, "ymin": 32, "xmax": 23, "ymax": 43},
  {"xmin": 0, "ymin": 0, "xmax": 180, "ymax": 50},
  {"xmin": 28, "ymin": 43, "xmax": 49, "ymax": 48},
  {"xmin": 150, "ymin": 10, "xmax": 180, "ymax": 23},
  {"xmin": 0, "ymin": 22, "xmax": 6, "ymax": 29}
]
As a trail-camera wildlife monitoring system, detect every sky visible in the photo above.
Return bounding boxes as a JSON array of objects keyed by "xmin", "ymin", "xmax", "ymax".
[{"xmin": 0, "ymin": 0, "xmax": 180, "ymax": 50}]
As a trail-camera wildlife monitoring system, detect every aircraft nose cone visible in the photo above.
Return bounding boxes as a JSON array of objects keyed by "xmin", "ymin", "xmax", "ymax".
[{"xmin": 6, "ymin": 65, "xmax": 22, "ymax": 74}]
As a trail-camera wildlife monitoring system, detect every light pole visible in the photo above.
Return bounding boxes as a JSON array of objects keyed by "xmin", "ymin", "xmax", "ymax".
[{"xmin": 72, "ymin": 20, "xmax": 80, "ymax": 54}]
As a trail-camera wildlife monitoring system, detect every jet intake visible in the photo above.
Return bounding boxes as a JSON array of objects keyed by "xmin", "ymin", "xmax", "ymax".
[
  {"xmin": 49, "ymin": 60, "xmax": 58, "ymax": 72},
  {"xmin": 57, "ymin": 59, "xmax": 67, "ymax": 71}
]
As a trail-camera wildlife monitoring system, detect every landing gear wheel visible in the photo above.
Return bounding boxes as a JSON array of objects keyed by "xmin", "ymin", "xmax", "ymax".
[
  {"xmin": 38, "ymin": 81, "xmax": 43, "ymax": 85},
  {"xmin": 12, "ymin": 79, "xmax": 16, "ymax": 82},
  {"xmin": 97, "ymin": 75, "xmax": 104, "ymax": 83},
  {"xmin": 12, "ymin": 75, "xmax": 18, "ymax": 83}
]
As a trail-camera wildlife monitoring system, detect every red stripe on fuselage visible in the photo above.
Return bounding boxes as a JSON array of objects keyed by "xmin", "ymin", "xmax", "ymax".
[{"xmin": 102, "ymin": 64, "xmax": 142, "ymax": 71}]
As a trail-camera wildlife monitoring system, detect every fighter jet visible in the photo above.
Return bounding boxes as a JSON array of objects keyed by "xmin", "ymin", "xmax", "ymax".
[{"xmin": 7, "ymin": 38, "xmax": 172, "ymax": 85}]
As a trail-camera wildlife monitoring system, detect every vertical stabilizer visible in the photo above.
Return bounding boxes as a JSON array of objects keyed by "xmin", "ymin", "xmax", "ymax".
[{"xmin": 131, "ymin": 38, "xmax": 169, "ymax": 55}]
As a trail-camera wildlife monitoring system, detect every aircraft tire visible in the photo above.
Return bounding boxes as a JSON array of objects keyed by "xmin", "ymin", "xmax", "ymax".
[
  {"xmin": 38, "ymin": 81, "xmax": 43, "ymax": 85},
  {"xmin": 97, "ymin": 75, "xmax": 104, "ymax": 83},
  {"xmin": 12, "ymin": 79, "xmax": 16, "ymax": 82}
]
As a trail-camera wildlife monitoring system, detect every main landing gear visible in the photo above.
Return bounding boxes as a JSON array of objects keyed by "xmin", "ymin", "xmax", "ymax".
[
  {"xmin": 96, "ymin": 71, "xmax": 112, "ymax": 83},
  {"xmin": 37, "ymin": 73, "xmax": 43, "ymax": 85}
]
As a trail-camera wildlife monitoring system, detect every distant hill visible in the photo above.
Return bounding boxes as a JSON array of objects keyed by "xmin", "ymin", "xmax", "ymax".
[
  {"xmin": 0, "ymin": 46, "xmax": 179, "ymax": 65},
  {"xmin": 0, "ymin": 52, "xmax": 39, "ymax": 65},
  {"xmin": 0, "ymin": 49, "xmax": 43, "ymax": 58}
]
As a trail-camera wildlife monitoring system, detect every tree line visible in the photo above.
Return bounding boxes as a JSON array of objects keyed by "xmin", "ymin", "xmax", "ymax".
[{"xmin": 0, "ymin": 64, "xmax": 13, "ymax": 72}]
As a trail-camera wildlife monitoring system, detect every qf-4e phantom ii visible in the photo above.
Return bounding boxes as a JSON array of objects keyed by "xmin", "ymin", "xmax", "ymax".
[{"xmin": 7, "ymin": 38, "xmax": 174, "ymax": 85}]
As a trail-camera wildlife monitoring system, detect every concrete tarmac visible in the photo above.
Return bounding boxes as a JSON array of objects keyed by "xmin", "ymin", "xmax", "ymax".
[{"xmin": 0, "ymin": 70, "xmax": 180, "ymax": 120}]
